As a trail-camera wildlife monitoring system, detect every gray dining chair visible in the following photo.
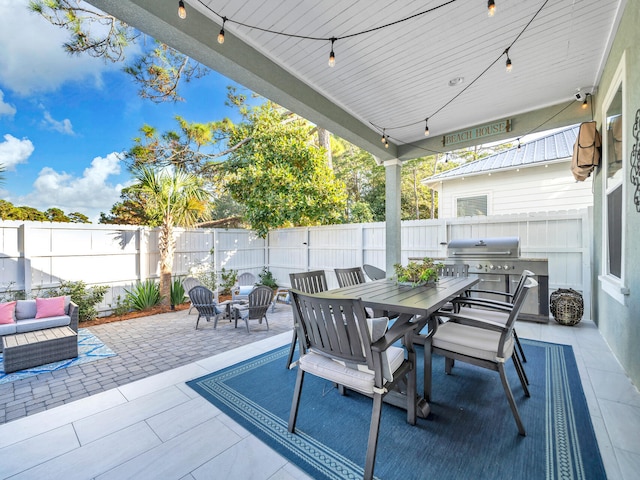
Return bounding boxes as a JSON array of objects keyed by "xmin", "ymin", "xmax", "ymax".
[
  {"xmin": 425, "ymin": 277, "xmax": 538, "ymax": 436},
  {"xmin": 288, "ymin": 288, "xmax": 419, "ymax": 480},
  {"xmin": 454, "ymin": 269, "xmax": 535, "ymax": 366},
  {"xmin": 363, "ymin": 264, "xmax": 386, "ymax": 281},
  {"xmin": 286, "ymin": 270, "xmax": 328, "ymax": 369},
  {"xmin": 335, "ymin": 266, "xmax": 366, "ymax": 288}
]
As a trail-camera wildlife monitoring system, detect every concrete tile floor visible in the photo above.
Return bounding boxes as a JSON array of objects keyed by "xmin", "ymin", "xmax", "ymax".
[{"xmin": 0, "ymin": 305, "xmax": 639, "ymax": 479}]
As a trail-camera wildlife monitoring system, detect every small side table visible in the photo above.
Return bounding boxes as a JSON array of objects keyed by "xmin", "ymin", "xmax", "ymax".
[{"xmin": 2, "ymin": 326, "xmax": 78, "ymax": 373}]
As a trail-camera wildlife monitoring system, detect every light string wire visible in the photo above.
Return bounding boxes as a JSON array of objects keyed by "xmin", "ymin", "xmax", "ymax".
[
  {"xmin": 391, "ymin": 98, "xmax": 578, "ymax": 159},
  {"xmin": 193, "ymin": 0, "xmax": 459, "ymax": 42},
  {"xmin": 371, "ymin": 0, "xmax": 551, "ymax": 136}
]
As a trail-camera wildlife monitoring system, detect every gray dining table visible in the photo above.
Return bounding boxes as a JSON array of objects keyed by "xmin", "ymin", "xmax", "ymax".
[{"xmin": 327, "ymin": 275, "xmax": 479, "ymax": 417}]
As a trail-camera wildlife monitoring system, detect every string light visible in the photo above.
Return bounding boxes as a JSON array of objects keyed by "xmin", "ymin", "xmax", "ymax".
[
  {"xmin": 582, "ymin": 93, "xmax": 589, "ymax": 109},
  {"xmin": 381, "ymin": 129, "xmax": 386, "ymax": 143},
  {"xmin": 328, "ymin": 38, "xmax": 336, "ymax": 67},
  {"xmin": 218, "ymin": 17, "xmax": 226, "ymax": 44},
  {"xmin": 488, "ymin": 0, "xmax": 496, "ymax": 17},
  {"xmin": 189, "ymin": 0, "xmax": 549, "ymax": 140},
  {"xmin": 517, "ymin": 138, "xmax": 521, "ymax": 150},
  {"xmin": 178, "ymin": 1, "xmax": 187, "ymax": 20},
  {"xmin": 505, "ymin": 48, "xmax": 512, "ymax": 73},
  {"xmin": 385, "ymin": 136, "xmax": 389, "ymax": 148},
  {"xmin": 424, "ymin": 118, "xmax": 430, "ymax": 136}
]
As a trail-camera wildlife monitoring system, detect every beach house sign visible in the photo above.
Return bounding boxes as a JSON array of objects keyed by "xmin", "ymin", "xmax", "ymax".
[{"xmin": 442, "ymin": 119, "xmax": 512, "ymax": 147}]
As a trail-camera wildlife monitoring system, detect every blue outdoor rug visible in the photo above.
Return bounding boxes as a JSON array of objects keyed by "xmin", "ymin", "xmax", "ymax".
[
  {"xmin": 0, "ymin": 328, "xmax": 116, "ymax": 384},
  {"xmin": 187, "ymin": 339, "xmax": 606, "ymax": 480}
]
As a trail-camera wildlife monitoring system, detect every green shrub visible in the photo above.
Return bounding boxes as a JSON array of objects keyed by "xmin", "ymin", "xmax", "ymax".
[
  {"xmin": 258, "ymin": 267, "xmax": 278, "ymax": 289},
  {"xmin": 220, "ymin": 268, "xmax": 238, "ymax": 295},
  {"xmin": 45, "ymin": 280, "xmax": 109, "ymax": 322},
  {"xmin": 125, "ymin": 280, "xmax": 162, "ymax": 311},
  {"xmin": 170, "ymin": 278, "xmax": 186, "ymax": 306},
  {"xmin": 109, "ymin": 294, "xmax": 133, "ymax": 316}
]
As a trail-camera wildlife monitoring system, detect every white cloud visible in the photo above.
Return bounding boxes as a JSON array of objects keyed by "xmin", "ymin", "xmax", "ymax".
[
  {"xmin": 42, "ymin": 110, "xmax": 75, "ymax": 135},
  {"xmin": 0, "ymin": 134, "xmax": 34, "ymax": 170},
  {"xmin": 0, "ymin": 0, "xmax": 123, "ymax": 96},
  {"xmin": 16, "ymin": 152, "xmax": 126, "ymax": 221},
  {"xmin": 0, "ymin": 90, "xmax": 16, "ymax": 117}
]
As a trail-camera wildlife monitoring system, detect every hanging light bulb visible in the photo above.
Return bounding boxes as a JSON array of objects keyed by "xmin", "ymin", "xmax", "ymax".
[
  {"xmin": 505, "ymin": 49, "xmax": 512, "ymax": 73},
  {"xmin": 424, "ymin": 118, "xmax": 430, "ymax": 137},
  {"xmin": 517, "ymin": 138, "xmax": 521, "ymax": 150},
  {"xmin": 385, "ymin": 137, "xmax": 389, "ymax": 148},
  {"xmin": 178, "ymin": 1, "xmax": 187, "ymax": 19},
  {"xmin": 218, "ymin": 17, "xmax": 226, "ymax": 44},
  {"xmin": 488, "ymin": 0, "xmax": 496, "ymax": 17},
  {"xmin": 381, "ymin": 129, "xmax": 386, "ymax": 143},
  {"xmin": 328, "ymin": 38, "xmax": 336, "ymax": 67}
]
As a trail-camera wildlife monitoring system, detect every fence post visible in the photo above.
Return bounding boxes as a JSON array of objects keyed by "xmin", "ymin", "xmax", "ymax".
[{"xmin": 19, "ymin": 223, "xmax": 32, "ymax": 296}]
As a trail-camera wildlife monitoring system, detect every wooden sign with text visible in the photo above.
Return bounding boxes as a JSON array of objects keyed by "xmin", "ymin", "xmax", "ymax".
[{"xmin": 442, "ymin": 119, "xmax": 512, "ymax": 147}]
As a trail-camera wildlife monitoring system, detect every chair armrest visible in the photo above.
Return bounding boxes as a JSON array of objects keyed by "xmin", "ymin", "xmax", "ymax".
[
  {"xmin": 451, "ymin": 297, "xmax": 513, "ymax": 313},
  {"xmin": 68, "ymin": 301, "xmax": 79, "ymax": 332},
  {"xmin": 371, "ymin": 320, "xmax": 420, "ymax": 352},
  {"xmin": 465, "ymin": 288, "xmax": 514, "ymax": 301}
]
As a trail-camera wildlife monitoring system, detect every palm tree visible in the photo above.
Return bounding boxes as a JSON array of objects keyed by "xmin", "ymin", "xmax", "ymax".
[{"xmin": 130, "ymin": 165, "xmax": 211, "ymax": 306}]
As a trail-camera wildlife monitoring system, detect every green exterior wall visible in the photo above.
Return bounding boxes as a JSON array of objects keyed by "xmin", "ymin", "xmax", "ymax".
[{"xmin": 593, "ymin": 0, "xmax": 640, "ymax": 389}]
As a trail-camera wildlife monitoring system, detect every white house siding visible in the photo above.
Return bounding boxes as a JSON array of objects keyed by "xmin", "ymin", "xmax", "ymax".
[{"xmin": 434, "ymin": 162, "xmax": 593, "ymax": 218}]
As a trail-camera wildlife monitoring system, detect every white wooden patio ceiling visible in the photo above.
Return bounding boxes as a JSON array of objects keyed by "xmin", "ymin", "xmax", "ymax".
[{"xmin": 89, "ymin": 0, "xmax": 625, "ymax": 161}]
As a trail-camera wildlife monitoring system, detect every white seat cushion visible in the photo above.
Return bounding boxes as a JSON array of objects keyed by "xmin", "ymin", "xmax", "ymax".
[
  {"xmin": 433, "ymin": 321, "xmax": 513, "ymax": 362},
  {"xmin": 299, "ymin": 346, "xmax": 405, "ymax": 395},
  {"xmin": 456, "ymin": 306, "xmax": 509, "ymax": 325}
]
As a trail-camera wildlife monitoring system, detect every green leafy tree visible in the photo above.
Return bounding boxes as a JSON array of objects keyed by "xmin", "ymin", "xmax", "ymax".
[
  {"xmin": 68, "ymin": 212, "xmax": 91, "ymax": 223},
  {"xmin": 100, "ymin": 185, "xmax": 161, "ymax": 225},
  {"xmin": 221, "ymin": 102, "xmax": 347, "ymax": 237},
  {"xmin": 128, "ymin": 165, "xmax": 211, "ymax": 305},
  {"xmin": 29, "ymin": 0, "xmax": 207, "ymax": 102},
  {"xmin": 45, "ymin": 207, "xmax": 70, "ymax": 222}
]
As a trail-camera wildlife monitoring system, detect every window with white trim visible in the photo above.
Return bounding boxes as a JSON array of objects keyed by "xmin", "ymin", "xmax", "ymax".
[
  {"xmin": 600, "ymin": 56, "xmax": 625, "ymax": 303},
  {"xmin": 457, "ymin": 195, "xmax": 487, "ymax": 217}
]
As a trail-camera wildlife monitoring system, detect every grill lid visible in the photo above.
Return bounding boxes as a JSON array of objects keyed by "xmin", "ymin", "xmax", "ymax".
[{"xmin": 447, "ymin": 236, "xmax": 520, "ymax": 258}]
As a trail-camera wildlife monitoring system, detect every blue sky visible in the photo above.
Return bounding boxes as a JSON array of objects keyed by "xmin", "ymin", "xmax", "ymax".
[{"xmin": 0, "ymin": 0, "xmax": 246, "ymax": 222}]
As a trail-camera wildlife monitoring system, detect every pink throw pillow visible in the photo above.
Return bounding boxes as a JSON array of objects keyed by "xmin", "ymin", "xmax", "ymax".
[
  {"xmin": 35, "ymin": 296, "xmax": 66, "ymax": 318},
  {"xmin": 0, "ymin": 301, "xmax": 16, "ymax": 324}
]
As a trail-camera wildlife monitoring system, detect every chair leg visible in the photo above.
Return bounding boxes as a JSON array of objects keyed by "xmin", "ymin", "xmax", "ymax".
[
  {"xmin": 364, "ymin": 393, "xmax": 383, "ymax": 480},
  {"xmin": 444, "ymin": 357, "xmax": 454, "ymax": 375},
  {"xmin": 244, "ymin": 317, "xmax": 250, "ymax": 333},
  {"xmin": 513, "ymin": 348, "xmax": 530, "ymax": 387},
  {"xmin": 498, "ymin": 362, "xmax": 526, "ymax": 436},
  {"xmin": 288, "ymin": 368, "xmax": 305, "ymax": 432},
  {"xmin": 286, "ymin": 329, "xmax": 298, "ymax": 369},
  {"xmin": 424, "ymin": 340, "xmax": 433, "ymax": 402},
  {"xmin": 195, "ymin": 314, "xmax": 201, "ymax": 330},
  {"xmin": 264, "ymin": 315, "xmax": 269, "ymax": 331},
  {"xmin": 513, "ymin": 329, "xmax": 527, "ymax": 363}
]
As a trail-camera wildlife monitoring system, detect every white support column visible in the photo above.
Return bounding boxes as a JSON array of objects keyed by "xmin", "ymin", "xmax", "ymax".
[{"xmin": 384, "ymin": 158, "xmax": 402, "ymax": 276}]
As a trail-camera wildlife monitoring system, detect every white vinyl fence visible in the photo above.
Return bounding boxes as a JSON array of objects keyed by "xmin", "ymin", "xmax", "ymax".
[{"xmin": 0, "ymin": 208, "xmax": 591, "ymax": 318}]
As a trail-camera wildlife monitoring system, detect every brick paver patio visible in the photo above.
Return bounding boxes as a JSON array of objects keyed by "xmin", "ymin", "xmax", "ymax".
[{"xmin": 0, "ymin": 304, "xmax": 294, "ymax": 424}]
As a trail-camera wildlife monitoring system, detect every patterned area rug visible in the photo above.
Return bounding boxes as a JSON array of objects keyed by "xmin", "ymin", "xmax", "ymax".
[
  {"xmin": 0, "ymin": 328, "xmax": 116, "ymax": 384},
  {"xmin": 187, "ymin": 339, "xmax": 606, "ymax": 480}
]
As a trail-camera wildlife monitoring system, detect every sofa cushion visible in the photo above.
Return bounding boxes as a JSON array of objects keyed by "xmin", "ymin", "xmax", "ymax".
[
  {"xmin": 0, "ymin": 322, "xmax": 17, "ymax": 336},
  {"xmin": 0, "ymin": 301, "xmax": 16, "ymax": 325},
  {"xmin": 15, "ymin": 315, "xmax": 71, "ymax": 333},
  {"xmin": 15, "ymin": 300, "xmax": 37, "ymax": 321},
  {"xmin": 36, "ymin": 296, "xmax": 65, "ymax": 318}
]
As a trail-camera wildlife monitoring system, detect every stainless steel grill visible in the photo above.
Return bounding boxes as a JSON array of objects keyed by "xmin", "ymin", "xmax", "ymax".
[{"xmin": 445, "ymin": 237, "xmax": 550, "ymax": 323}]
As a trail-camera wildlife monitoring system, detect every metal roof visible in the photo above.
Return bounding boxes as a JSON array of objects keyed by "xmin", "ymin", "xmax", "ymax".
[{"xmin": 423, "ymin": 125, "xmax": 579, "ymax": 184}]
